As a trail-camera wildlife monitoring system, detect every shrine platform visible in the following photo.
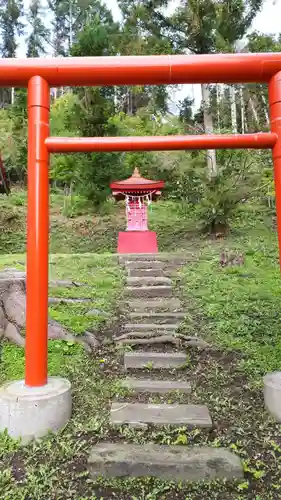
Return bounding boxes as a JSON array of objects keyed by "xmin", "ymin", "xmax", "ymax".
[{"xmin": 117, "ymin": 231, "xmax": 158, "ymax": 254}]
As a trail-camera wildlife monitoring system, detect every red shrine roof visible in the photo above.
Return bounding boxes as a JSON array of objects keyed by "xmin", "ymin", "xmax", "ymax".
[{"xmin": 110, "ymin": 167, "xmax": 164, "ymax": 192}]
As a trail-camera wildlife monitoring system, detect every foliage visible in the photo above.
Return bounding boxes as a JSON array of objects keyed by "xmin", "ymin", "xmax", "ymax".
[
  {"xmin": 160, "ymin": 147, "xmax": 269, "ymax": 234},
  {"xmin": 180, "ymin": 209, "xmax": 281, "ymax": 375},
  {"xmin": 0, "ymin": 0, "xmax": 276, "ymax": 234},
  {"xmin": 0, "ymin": 0, "xmax": 24, "ymax": 58},
  {"xmin": 1, "ymin": 213, "xmax": 281, "ymax": 498},
  {"xmin": 26, "ymin": 0, "xmax": 50, "ymax": 57}
]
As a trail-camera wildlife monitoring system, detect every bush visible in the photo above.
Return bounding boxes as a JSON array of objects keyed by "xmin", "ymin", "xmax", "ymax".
[{"xmin": 195, "ymin": 150, "xmax": 264, "ymax": 234}]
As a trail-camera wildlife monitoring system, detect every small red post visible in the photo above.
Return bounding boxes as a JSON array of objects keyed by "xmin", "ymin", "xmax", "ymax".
[
  {"xmin": 25, "ymin": 76, "xmax": 50, "ymax": 386},
  {"xmin": 269, "ymin": 71, "xmax": 281, "ymax": 271}
]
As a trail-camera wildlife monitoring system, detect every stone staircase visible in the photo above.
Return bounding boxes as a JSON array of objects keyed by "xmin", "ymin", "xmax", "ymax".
[{"xmin": 88, "ymin": 254, "xmax": 243, "ymax": 482}]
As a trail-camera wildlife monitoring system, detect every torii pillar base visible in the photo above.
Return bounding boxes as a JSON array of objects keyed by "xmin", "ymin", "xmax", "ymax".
[{"xmin": 117, "ymin": 231, "xmax": 158, "ymax": 254}]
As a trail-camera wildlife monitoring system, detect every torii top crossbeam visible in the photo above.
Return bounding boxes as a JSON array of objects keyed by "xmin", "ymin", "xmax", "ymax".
[{"xmin": 2, "ymin": 53, "xmax": 281, "ymax": 86}]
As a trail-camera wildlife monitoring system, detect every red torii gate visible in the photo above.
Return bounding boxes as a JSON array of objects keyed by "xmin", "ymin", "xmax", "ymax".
[{"xmin": 1, "ymin": 53, "xmax": 281, "ymax": 389}]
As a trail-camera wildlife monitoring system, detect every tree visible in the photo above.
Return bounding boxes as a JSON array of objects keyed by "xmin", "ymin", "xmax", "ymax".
[
  {"xmin": 246, "ymin": 31, "xmax": 281, "ymax": 131},
  {"xmin": 65, "ymin": 8, "xmax": 120, "ymax": 204},
  {"xmin": 0, "ymin": 0, "xmax": 24, "ymax": 57},
  {"xmin": 26, "ymin": 0, "xmax": 50, "ymax": 57},
  {"xmin": 178, "ymin": 97, "xmax": 194, "ymax": 130},
  {"xmin": 0, "ymin": 0, "xmax": 24, "ymax": 105},
  {"xmin": 48, "ymin": 0, "xmax": 69, "ymax": 56},
  {"xmin": 117, "ymin": 0, "xmax": 173, "ymax": 115},
  {"xmin": 170, "ymin": 0, "xmax": 264, "ymax": 176}
]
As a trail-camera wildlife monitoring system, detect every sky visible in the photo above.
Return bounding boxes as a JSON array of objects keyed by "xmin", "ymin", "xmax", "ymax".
[{"xmin": 20, "ymin": 0, "xmax": 281, "ymax": 111}]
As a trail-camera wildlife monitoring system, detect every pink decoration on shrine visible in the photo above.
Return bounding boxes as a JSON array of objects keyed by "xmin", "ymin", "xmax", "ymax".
[{"xmin": 110, "ymin": 168, "xmax": 164, "ymax": 253}]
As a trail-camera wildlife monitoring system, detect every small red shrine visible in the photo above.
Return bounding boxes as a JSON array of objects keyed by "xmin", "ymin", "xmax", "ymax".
[{"xmin": 110, "ymin": 167, "xmax": 164, "ymax": 253}]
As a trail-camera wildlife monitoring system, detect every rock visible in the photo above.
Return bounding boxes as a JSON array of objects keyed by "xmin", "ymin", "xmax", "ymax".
[
  {"xmin": 128, "ymin": 268, "xmax": 165, "ymax": 277},
  {"xmin": 124, "ymin": 323, "xmax": 178, "ymax": 332},
  {"xmin": 48, "ymin": 297, "xmax": 92, "ymax": 304},
  {"xmin": 127, "ymin": 277, "xmax": 172, "ymax": 287},
  {"xmin": 84, "ymin": 331, "xmax": 100, "ymax": 347},
  {"xmin": 124, "ymin": 351, "xmax": 187, "ymax": 370},
  {"xmin": 122, "ymin": 378, "xmax": 192, "ymax": 394},
  {"xmin": 110, "ymin": 402, "xmax": 212, "ymax": 428},
  {"xmin": 3, "ymin": 285, "xmax": 26, "ymax": 327},
  {"xmin": 128, "ymin": 312, "xmax": 186, "ymax": 324},
  {"xmin": 86, "ymin": 309, "xmax": 109, "ymax": 317},
  {"xmin": 49, "ymin": 280, "xmax": 85, "ymax": 287},
  {"xmin": 0, "ymin": 276, "xmax": 98, "ymax": 352},
  {"xmin": 125, "ymin": 286, "xmax": 173, "ymax": 299},
  {"xmin": 88, "ymin": 443, "xmax": 243, "ymax": 481},
  {"xmin": 123, "ymin": 298, "xmax": 182, "ymax": 313}
]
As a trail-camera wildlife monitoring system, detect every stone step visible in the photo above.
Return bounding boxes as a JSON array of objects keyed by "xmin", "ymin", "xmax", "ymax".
[
  {"xmin": 127, "ymin": 277, "xmax": 172, "ymax": 287},
  {"xmin": 122, "ymin": 378, "xmax": 192, "ymax": 394},
  {"xmin": 110, "ymin": 402, "xmax": 212, "ymax": 428},
  {"xmin": 124, "ymin": 351, "xmax": 187, "ymax": 369},
  {"xmin": 125, "ymin": 286, "xmax": 173, "ymax": 298},
  {"xmin": 48, "ymin": 297, "xmax": 92, "ymax": 305},
  {"xmin": 88, "ymin": 443, "xmax": 243, "ymax": 481},
  {"xmin": 128, "ymin": 312, "xmax": 185, "ymax": 324},
  {"xmin": 124, "ymin": 298, "xmax": 182, "ymax": 312},
  {"xmin": 124, "ymin": 323, "xmax": 178, "ymax": 332},
  {"xmin": 119, "ymin": 253, "xmax": 190, "ymax": 264},
  {"xmin": 128, "ymin": 268, "xmax": 165, "ymax": 278},
  {"xmin": 125, "ymin": 261, "xmax": 164, "ymax": 270}
]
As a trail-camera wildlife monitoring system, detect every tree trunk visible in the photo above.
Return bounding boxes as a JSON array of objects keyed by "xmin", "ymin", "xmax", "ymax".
[
  {"xmin": 261, "ymin": 94, "xmax": 269, "ymax": 126},
  {"xmin": 230, "ymin": 85, "xmax": 237, "ymax": 133},
  {"xmin": 240, "ymin": 85, "xmax": 246, "ymax": 133},
  {"xmin": 249, "ymin": 97, "xmax": 259, "ymax": 126},
  {"xmin": 0, "ymin": 270, "xmax": 98, "ymax": 352},
  {"xmin": 201, "ymin": 84, "xmax": 217, "ymax": 177},
  {"xmin": 216, "ymin": 84, "xmax": 221, "ymax": 131}
]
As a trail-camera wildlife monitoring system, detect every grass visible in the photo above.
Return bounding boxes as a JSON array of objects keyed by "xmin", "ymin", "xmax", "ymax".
[
  {"xmin": 180, "ymin": 207, "xmax": 281, "ymax": 378},
  {"xmin": 0, "ymin": 254, "xmax": 124, "ymax": 384},
  {"xmin": 1, "ymin": 200, "xmax": 281, "ymax": 498},
  {"xmin": 0, "ymin": 190, "xmax": 196, "ymax": 254}
]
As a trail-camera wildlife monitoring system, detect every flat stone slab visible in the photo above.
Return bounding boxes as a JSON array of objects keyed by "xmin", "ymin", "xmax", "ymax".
[
  {"xmin": 48, "ymin": 297, "xmax": 92, "ymax": 304},
  {"xmin": 88, "ymin": 443, "xmax": 243, "ymax": 481},
  {"xmin": 110, "ymin": 403, "xmax": 212, "ymax": 427},
  {"xmin": 119, "ymin": 253, "xmax": 190, "ymax": 264},
  {"xmin": 125, "ymin": 286, "xmax": 173, "ymax": 298},
  {"xmin": 122, "ymin": 378, "xmax": 192, "ymax": 393},
  {"xmin": 124, "ymin": 323, "xmax": 178, "ymax": 331},
  {"xmin": 128, "ymin": 269, "xmax": 165, "ymax": 278},
  {"xmin": 124, "ymin": 298, "xmax": 182, "ymax": 312},
  {"xmin": 125, "ymin": 261, "xmax": 164, "ymax": 270},
  {"xmin": 127, "ymin": 277, "xmax": 172, "ymax": 287},
  {"xmin": 128, "ymin": 312, "xmax": 185, "ymax": 323},
  {"xmin": 124, "ymin": 352, "xmax": 188, "ymax": 370},
  {"xmin": 49, "ymin": 280, "xmax": 85, "ymax": 287}
]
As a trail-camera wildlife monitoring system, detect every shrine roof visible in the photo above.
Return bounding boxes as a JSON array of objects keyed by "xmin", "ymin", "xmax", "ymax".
[{"xmin": 110, "ymin": 167, "xmax": 164, "ymax": 191}]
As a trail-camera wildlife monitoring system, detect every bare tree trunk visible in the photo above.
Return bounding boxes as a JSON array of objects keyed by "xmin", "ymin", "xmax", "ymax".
[
  {"xmin": 201, "ymin": 84, "xmax": 217, "ymax": 177},
  {"xmin": 261, "ymin": 94, "xmax": 269, "ymax": 126},
  {"xmin": 248, "ymin": 96, "xmax": 260, "ymax": 127},
  {"xmin": 216, "ymin": 84, "xmax": 221, "ymax": 132},
  {"xmin": 230, "ymin": 85, "xmax": 237, "ymax": 133},
  {"xmin": 240, "ymin": 85, "xmax": 246, "ymax": 133}
]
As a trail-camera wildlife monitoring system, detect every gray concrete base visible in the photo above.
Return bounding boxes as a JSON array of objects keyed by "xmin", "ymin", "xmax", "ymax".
[
  {"xmin": 264, "ymin": 371, "xmax": 281, "ymax": 422},
  {"xmin": 0, "ymin": 377, "xmax": 72, "ymax": 444}
]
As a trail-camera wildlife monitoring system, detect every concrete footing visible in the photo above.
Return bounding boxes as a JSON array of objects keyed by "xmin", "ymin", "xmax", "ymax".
[
  {"xmin": 0, "ymin": 377, "xmax": 72, "ymax": 443},
  {"xmin": 264, "ymin": 371, "xmax": 281, "ymax": 422}
]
